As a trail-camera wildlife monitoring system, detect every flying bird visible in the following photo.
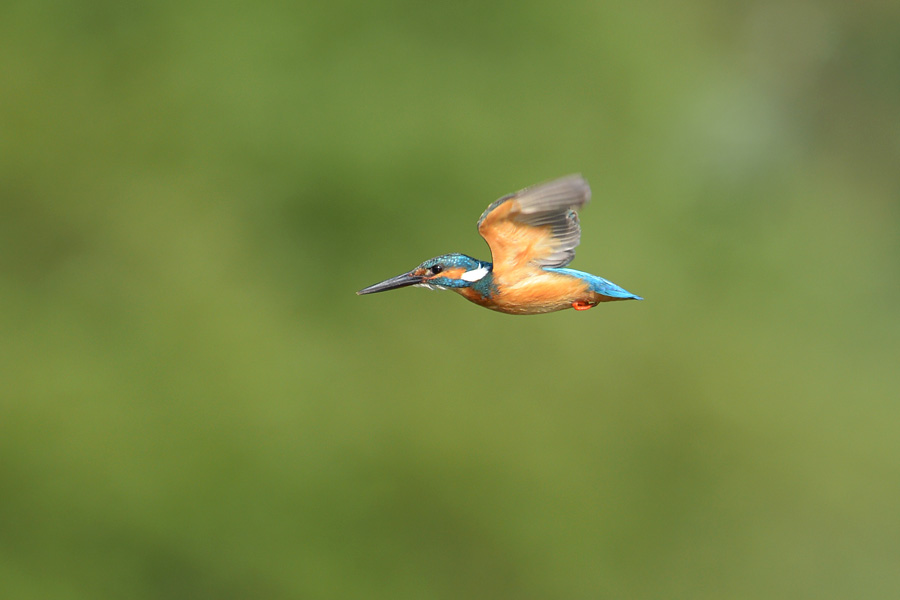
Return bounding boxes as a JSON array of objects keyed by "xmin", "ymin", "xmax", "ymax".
[{"xmin": 357, "ymin": 175, "xmax": 642, "ymax": 314}]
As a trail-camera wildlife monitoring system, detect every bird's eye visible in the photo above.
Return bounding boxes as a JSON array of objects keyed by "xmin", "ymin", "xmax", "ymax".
[{"xmin": 430, "ymin": 265, "xmax": 443, "ymax": 275}]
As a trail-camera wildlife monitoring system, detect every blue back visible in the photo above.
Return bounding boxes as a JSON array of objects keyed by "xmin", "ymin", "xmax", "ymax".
[{"xmin": 543, "ymin": 267, "xmax": 642, "ymax": 300}]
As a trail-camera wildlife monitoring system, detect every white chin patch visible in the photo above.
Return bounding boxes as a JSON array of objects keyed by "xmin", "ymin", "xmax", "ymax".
[
  {"xmin": 461, "ymin": 265, "xmax": 489, "ymax": 282},
  {"xmin": 414, "ymin": 283, "xmax": 447, "ymax": 291}
]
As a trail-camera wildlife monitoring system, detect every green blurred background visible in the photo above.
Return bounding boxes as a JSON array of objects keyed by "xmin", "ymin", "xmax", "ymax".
[{"xmin": 2, "ymin": 1, "xmax": 899, "ymax": 598}]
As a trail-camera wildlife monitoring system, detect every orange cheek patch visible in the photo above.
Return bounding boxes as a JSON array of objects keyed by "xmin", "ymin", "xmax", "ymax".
[{"xmin": 428, "ymin": 267, "xmax": 466, "ymax": 281}]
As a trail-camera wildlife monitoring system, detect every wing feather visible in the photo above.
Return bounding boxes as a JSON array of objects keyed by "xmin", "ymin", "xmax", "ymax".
[{"xmin": 477, "ymin": 175, "xmax": 590, "ymax": 274}]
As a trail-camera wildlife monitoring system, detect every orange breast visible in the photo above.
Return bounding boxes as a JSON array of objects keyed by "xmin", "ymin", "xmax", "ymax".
[{"xmin": 469, "ymin": 270, "xmax": 594, "ymax": 315}]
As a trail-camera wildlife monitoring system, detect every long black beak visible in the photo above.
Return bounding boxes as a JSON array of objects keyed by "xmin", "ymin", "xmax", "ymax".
[{"xmin": 357, "ymin": 271, "xmax": 423, "ymax": 295}]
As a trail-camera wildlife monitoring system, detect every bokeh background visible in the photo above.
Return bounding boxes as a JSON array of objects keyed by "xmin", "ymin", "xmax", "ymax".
[{"xmin": 2, "ymin": 1, "xmax": 899, "ymax": 598}]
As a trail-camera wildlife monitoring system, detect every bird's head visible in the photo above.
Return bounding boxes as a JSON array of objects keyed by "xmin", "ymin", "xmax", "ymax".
[{"xmin": 357, "ymin": 253, "xmax": 491, "ymax": 295}]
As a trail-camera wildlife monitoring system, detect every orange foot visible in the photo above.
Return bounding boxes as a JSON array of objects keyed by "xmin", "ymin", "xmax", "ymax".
[{"xmin": 572, "ymin": 301, "xmax": 594, "ymax": 311}]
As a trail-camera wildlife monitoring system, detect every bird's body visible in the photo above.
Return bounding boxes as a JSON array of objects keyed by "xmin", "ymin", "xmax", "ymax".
[{"xmin": 357, "ymin": 175, "xmax": 641, "ymax": 315}]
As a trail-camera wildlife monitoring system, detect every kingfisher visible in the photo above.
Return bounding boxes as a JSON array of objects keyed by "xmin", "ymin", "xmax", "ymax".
[{"xmin": 357, "ymin": 175, "xmax": 642, "ymax": 315}]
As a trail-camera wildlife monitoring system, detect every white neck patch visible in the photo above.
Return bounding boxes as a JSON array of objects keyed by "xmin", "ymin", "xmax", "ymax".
[{"xmin": 460, "ymin": 265, "xmax": 489, "ymax": 282}]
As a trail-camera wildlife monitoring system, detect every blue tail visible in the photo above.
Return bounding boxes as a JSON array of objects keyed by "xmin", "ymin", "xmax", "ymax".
[{"xmin": 544, "ymin": 267, "xmax": 643, "ymax": 300}]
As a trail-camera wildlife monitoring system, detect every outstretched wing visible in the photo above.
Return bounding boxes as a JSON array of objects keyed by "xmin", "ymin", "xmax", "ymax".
[{"xmin": 477, "ymin": 174, "xmax": 590, "ymax": 274}]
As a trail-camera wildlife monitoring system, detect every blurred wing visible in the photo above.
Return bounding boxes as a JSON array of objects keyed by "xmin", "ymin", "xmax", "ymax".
[{"xmin": 477, "ymin": 174, "xmax": 590, "ymax": 273}]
